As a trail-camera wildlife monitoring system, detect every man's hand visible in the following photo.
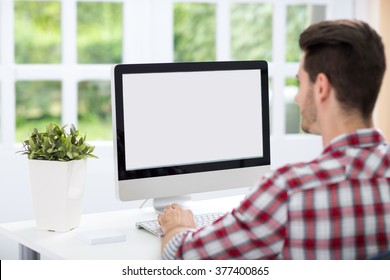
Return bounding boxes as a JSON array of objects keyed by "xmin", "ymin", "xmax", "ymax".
[
  {"xmin": 158, "ymin": 203, "xmax": 196, "ymax": 233},
  {"xmin": 158, "ymin": 204, "xmax": 196, "ymax": 254}
]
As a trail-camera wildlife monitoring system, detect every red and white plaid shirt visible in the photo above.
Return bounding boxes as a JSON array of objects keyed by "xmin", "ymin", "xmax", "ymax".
[{"xmin": 162, "ymin": 129, "xmax": 390, "ymax": 259}]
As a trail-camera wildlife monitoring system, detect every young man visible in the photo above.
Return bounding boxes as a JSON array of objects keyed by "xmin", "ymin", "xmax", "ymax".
[{"xmin": 158, "ymin": 19, "xmax": 390, "ymax": 259}]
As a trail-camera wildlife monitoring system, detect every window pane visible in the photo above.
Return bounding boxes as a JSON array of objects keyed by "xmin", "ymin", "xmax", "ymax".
[
  {"xmin": 174, "ymin": 3, "xmax": 216, "ymax": 62},
  {"xmin": 231, "ymin": 3, "xmax": 272, "ymax": 61},
  {"xmin": 16, "ymin": 81, "xmax": 62, "ymax": 141},
  {"xmin": 284, "ymin": 77, "xmax": 301, "ymax": 134},
  {"xmin": 14, "ymin": 1, "xmax": 61, "ymax": 64},
  {"xmin": 78, "ymin": 81, "xmax": 112, "ymax": 140},
  {"xmin": 77, "ymin": 3, "xmax": 123, "ymax": 64},
  {"xmin": 286, "ymin": 5, "xmax": 326, "ymax": 62}
]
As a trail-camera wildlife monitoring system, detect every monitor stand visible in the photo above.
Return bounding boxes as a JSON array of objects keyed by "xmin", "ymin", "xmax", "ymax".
[{"xmin": 153, "ymin": 194, "xmax": 192, "ymax": 214}]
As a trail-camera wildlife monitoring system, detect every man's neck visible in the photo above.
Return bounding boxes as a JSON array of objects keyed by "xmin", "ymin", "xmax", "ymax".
[{"xmin": 320, "ymin": 115, "xmax": 373, "ymax": 148}]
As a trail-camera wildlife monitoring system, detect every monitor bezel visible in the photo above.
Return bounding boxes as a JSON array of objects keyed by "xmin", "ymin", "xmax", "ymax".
[{"xmin": 113, "ymin": 60, "xmax": 270, "ymax": 182}]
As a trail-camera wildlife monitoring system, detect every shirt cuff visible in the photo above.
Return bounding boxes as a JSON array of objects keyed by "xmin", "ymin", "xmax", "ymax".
[
  {"xmin": 162, "ymin": 231, "xmax": 186, "ymax": 260},
  {"xmin": 162, "ymin": 228, "xmax": 198, "ymax": 260}
]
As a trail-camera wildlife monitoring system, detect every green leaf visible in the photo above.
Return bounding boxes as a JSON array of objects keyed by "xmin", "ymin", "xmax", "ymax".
[{"xmin": 16, "ymin": 122, "xmax": 98, "ymax": 161}]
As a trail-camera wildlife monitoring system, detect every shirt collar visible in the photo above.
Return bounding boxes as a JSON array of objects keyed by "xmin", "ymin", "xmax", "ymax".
[{"xmin": 322, "ymin": 128, "xmax": 387, "ymax": 154}]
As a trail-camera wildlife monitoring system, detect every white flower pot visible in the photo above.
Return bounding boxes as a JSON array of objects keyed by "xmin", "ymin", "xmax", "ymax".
[{"xmin": 28, "ymin": 159, "xmax": 87, "ymax": 232}]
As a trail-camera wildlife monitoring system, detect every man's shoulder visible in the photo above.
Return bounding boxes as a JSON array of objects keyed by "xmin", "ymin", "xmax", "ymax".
[
  {"xmin": 268, "ymin": 139, "xmax": 390, "ymax": 191},
  {"xmin": 269, "ymin": 153, "xmax": 346, "ymax": 191}
]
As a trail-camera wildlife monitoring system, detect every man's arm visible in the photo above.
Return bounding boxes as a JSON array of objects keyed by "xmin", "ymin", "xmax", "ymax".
[{"xmin": 157, "ymin": 174, "xmax": 288, "ymax": 259}]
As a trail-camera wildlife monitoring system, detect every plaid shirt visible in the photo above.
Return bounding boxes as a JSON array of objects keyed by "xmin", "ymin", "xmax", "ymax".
[{"xmin": 162, "ymin": 129, "xmax": 390, "ymax": 259}]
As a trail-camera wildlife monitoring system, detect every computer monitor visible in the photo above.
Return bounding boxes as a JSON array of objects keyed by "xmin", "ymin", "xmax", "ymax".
[{"xmin": 111, "ymin": 60, "xmax": 270, "ymax": 212}]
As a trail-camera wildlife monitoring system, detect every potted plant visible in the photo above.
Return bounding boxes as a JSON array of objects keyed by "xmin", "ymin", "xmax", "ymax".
[{"xmin": 19, "ymin": 122, "xmax": 97, "ymax": 232}]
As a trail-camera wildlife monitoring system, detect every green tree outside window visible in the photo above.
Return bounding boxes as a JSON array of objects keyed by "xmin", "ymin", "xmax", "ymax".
[
  {"xmin": 77, "ymin": 2, "xmax": 123, "ymax": 64},
  {"xmin": 231, "ymin": 3, "xmax": 272, "ymax": 61},
  {"xmin": 78, "ymin": 81, "xmax": 112, "ymax": 140},
  {"xmin": 14, "ymin": 1, "xmax": 61, "ymax": 64},
  {"xmin": 174, "ymin": 3, "xmax": 216, "ymax": 62},
  {"xmin": 16, "ymin": 81, "xmax": 62, "ymax": 141}
]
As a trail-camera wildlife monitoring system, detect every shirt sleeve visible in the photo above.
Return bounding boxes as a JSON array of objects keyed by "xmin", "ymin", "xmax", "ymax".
[{"xmin": 161, "ymin": 174, "xmax": 288, "ymax": 259}]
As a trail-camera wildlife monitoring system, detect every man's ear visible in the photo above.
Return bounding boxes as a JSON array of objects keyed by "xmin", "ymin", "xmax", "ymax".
[{"xmin": 314, "ymin": 73, "xmax": 331, "ymax": 104}]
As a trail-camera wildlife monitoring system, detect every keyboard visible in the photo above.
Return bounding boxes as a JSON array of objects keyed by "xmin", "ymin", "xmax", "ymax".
[{"xmin": 136, "ymin": 212, "xmax": 225, "ymax": 237}]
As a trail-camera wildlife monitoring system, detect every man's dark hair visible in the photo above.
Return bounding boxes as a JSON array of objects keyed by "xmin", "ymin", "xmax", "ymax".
[{"xmin": 299, "ymin": 19, "xmax": 386, "ymax": 120}]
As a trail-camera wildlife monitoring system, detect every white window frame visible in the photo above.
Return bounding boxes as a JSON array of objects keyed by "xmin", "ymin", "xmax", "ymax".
[{"xmin": 1, "ymin": 0, "xmax": 354, "ymax": 165}]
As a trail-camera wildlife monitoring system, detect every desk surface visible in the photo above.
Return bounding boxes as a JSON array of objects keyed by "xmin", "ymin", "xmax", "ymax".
[{"xmin": 0, "ymin": 195, "xmax": 243, "ymax": 260}]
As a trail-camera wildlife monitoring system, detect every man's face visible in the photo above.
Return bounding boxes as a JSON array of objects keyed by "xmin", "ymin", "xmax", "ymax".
[{"xmin": 294, "ymin": 56, "xmax": 319, "ymax": 134}]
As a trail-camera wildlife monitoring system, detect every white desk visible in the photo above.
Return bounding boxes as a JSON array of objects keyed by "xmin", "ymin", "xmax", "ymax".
[{"xmin": 0, "ymin": 196, "xmax": 243, "ymax": 260}]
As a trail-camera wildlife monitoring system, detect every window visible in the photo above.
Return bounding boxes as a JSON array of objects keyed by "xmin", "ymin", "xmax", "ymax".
[
  {"xmin": 14, "ymin": 1, "xmax": 61, "ymax": 64},
  {"xmin": 1, "ymin": 0, "xmax": 354, "ymax": 167},
  {"xmin": 231, "ymin": 3, "xmax": 272, "ymax": 61},
  {"xmin": 15, "ymin": 81, "xmax": 62, "ymax": 140},
  {"xmin": 77, "ymin": 2, "xmax": 122, "ymax": 64},
  {"xmin": 174, "ymin": 3, "xmax": 216, "ymax": 62},
  {"xmin": 78, "ymin": 81, "xmax": 111, "ymax": 140},
  {"xmin": 12, "ymin": 0, "xmax": 120, "ymax": 142}
]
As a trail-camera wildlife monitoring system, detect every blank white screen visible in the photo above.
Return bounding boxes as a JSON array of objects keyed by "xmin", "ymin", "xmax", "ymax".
[{"xmin": 123, "ymin": 69, "xmax": 263, "ymax": 170}]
